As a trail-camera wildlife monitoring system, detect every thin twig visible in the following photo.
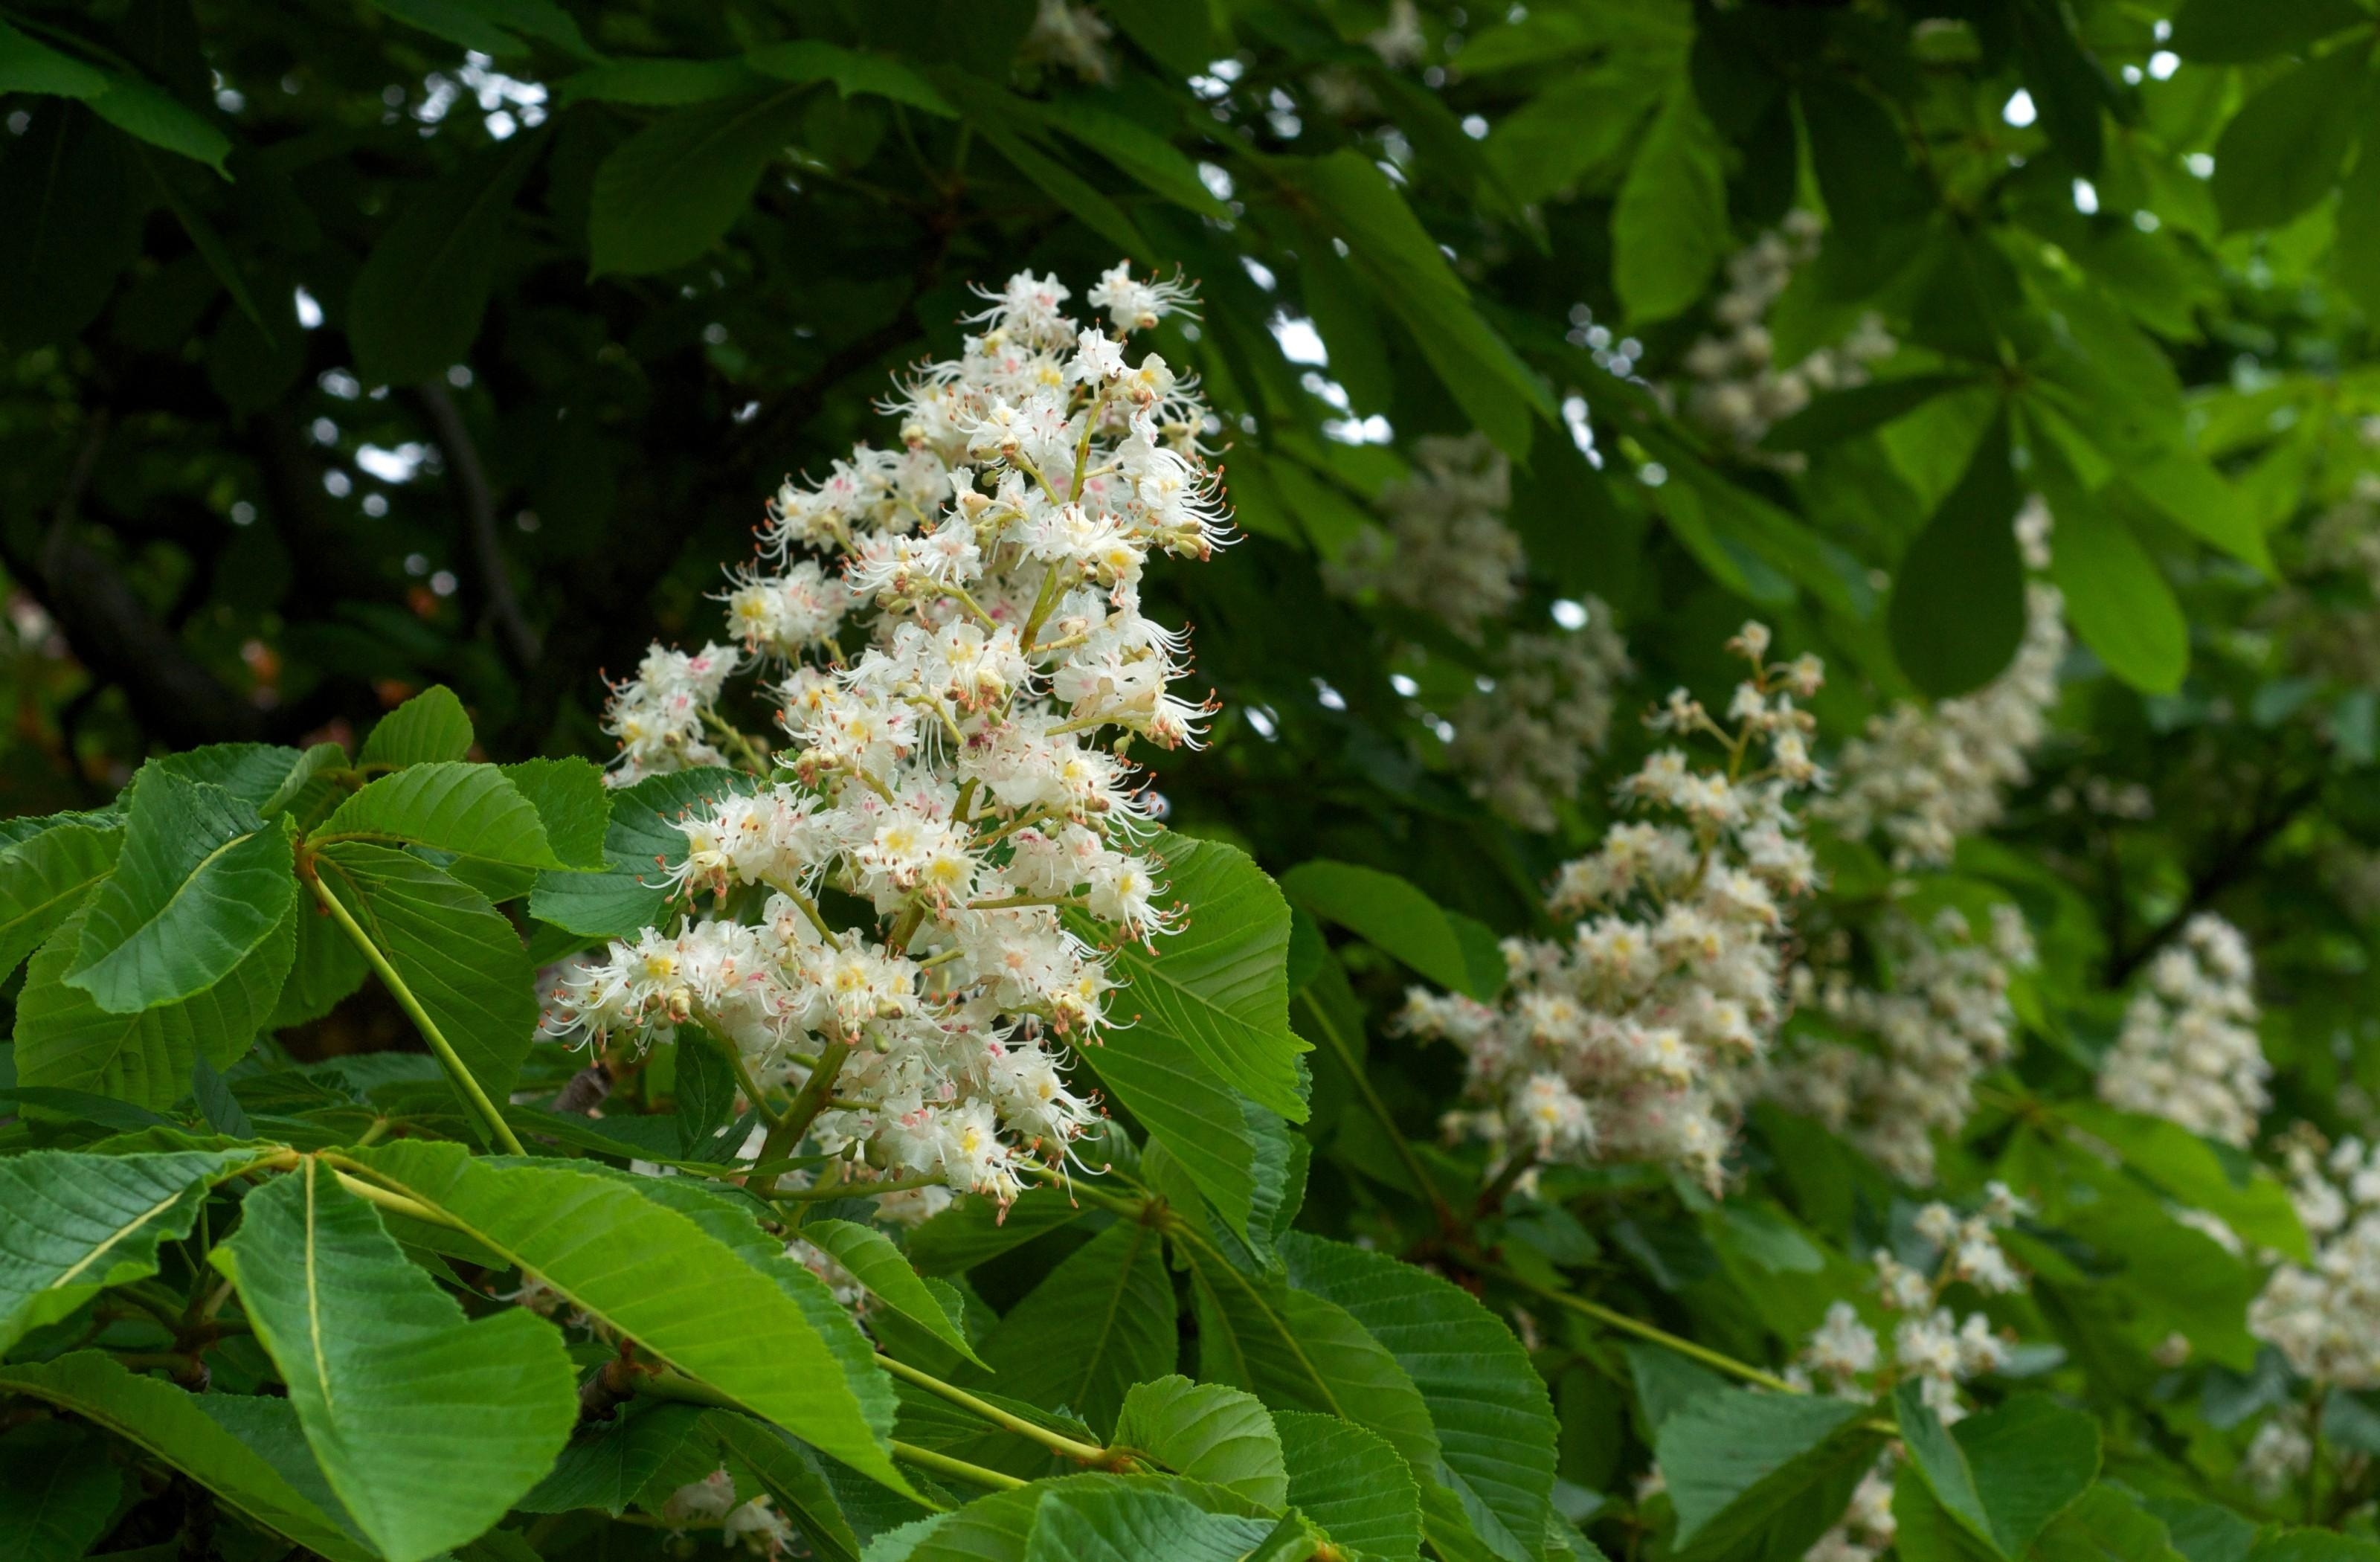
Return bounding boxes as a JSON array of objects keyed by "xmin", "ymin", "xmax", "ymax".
[{"xmin": 417, "ymin": 381, "xmax": 541, "ymax": 671}]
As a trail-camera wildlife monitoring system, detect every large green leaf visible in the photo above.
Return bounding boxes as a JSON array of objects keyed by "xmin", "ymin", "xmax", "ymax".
[
  {"xmin": 516, "ymin": 1400, "xmax": 706, "ymax": 1516},
  {"xmin": 1275, "ymin": 1410, "xmax": 1422, "ymax": 1562},
  {"xmin": 1111, "ymin": 1376, "xmax": 1287, "ymax": 1508},
  {"xmin": 1281, "ymin": 1234, "xmax": 1557, "ymax": 1562},
  {"xmin": 530, "ymin": 766, "xmax": 758, "ymax": 936},
  {"xmin": 0, "ymin": 822, "xmax": 120, "ymax": 982},
  {"xmin": 15, "ymin": 901, "xmax": 293, "ymax": 1108},
  {"xmin": 589, "ymin": 86, "xmax": 811, "ymax": 275},
  {"xmin": 2038, "ymin": 463, "xmax": 2187, "ymax": 695},
  {"xmin": 863, "ymin": 1474, "xmax": 1275, "ymax": 1562},
  {"xmin": 1088, "ymin": 835, "xmax": 1306, "ymax": 1122},
  {"xmin": 65, "ymin": 771, "xmax": 295, "ymax": 1014},
  {"xmin": 2036, "ymin": 1487, "xmax": 2192, "ymax": 1562},
  {"xmin": 0, "ymin": 1145, "xmax": 266, "ymax": 1356},
  {"xmin": 1279, "ymin": 860, "xmax": 1497, "ymax": 999},
  {"xmin": 0, "ymin": 1353, "xmax": 373, "ymax": 1561},
  {"xmin": 341, "ymin": 1140, "xmax": 916, "ymax": 1498},
  {"xmin": 903, "ymin": 1188, "xmax": 1087, "ymax": 1277},
  {"xmin": 213, "ymin": 1159, "xmax": 577, "ymax": 1562},
  {"xmin": 707, "ymin": 1411, "xmax": 866, "ymax": 1562},
  {"xmin": 360, "ymin": 686, "xmax": 475, "ymax": 768},
  {"xmin": 1889, "ymin": 408, "xmax": 2026, "ymax": 698},
  {"xmin": 315, "ymin": 843, "xmax": 538, "ymax": 1110},
  {"xmin": 349, "ymin": 135, "xmax": 545, "ymax": 387},
  {"xmin": 501, "ymin": 756, "xmax": 611, "ymax": 870},
  {"xmin": 317, "ymin": 762, "xmax": 567, "ymax": 868},
  {"xmin": 2209, "ymin": 45, "xmax": 2370, "ymax": 232},
  {"xmin": 805, "ymin": 1217, "xmax": 988, "ymax": 1368},
  {"xmin": 0, "ymin": 1419, "xmax": 120, "ymax": 1562},
  {"xmin": 1612, "ymin": 77, "xmax": 1729, "ymax": 324},
  {"xmin": 965, "ymin": 1220, "xmax": 1177, "ymax": 1437},
  {"xmin": 1895, "ymin": 1385, "xmax": 2100, "ymax": 1561},
  {"xmin": 1020, "ymin": 1482, "xmax": 1277, "ymax": 1562},
  {"xmin": 744, "ymin": 40, "xmax": 953, "ymax": 116},
  {"xmin": 2057, "ymin": 1103, "xmax": 2307, "ymax": 1261},
  {"xmin": 1656, "ymin": 1386, "xmax": 1885, "ymax": 1562},
  {"xmin": 2171, "ymin": 0, "xmax": 2367, "ymax": 61},
  {"xmin": 1078, "ymin": 1023, "xmax": 1260, "ymax": 1238}
]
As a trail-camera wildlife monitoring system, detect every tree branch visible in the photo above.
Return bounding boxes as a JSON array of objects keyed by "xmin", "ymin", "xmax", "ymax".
[{"xmin": 416, "ymin": 381, "xmax": 541, "ymax": 672}]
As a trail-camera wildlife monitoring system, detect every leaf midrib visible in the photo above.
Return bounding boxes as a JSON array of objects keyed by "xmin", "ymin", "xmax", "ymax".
[{"xmin": 77, "ymin": 827, "xmax": 258, "ymax": 982}]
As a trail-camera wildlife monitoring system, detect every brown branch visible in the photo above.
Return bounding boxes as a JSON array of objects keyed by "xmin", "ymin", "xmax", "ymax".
[
  {"xmin": 417, "ymin": 381, "xmax": 541, "ymax": 672},
  {"xmin": 2104, "ymin": 776, "xmax": 2323, "ymax": 985}
]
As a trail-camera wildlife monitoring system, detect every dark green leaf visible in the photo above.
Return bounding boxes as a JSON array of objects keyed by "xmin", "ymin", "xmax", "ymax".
[
  {"xmin": 805, "ymin": 1217, "xmax": 988, "ymax": 1368},
  {"xmin": 530, "ymin": 767, "xmax": 758, "ymax": 936},
  {"xmin": 2210, "ymin": 45, "xmax": 2371, "ymax": 232},
  {"xmin": 1888, "ymin": 409, "xmax": 2026, "ymax": 697},
  {"xmin": 1274, "ymin": 1410, "xmax": 1422, "ymax": 1561},
  {"xmin": 1656, "ymin": 1386, "xmax": 1883, "ymax": 1562},
  {"xmin": 904, "ymin": 1187, "xmax": 1087, "ymax": 1277},
  {"xmin": 0, "ymin": 1420, "xmax": 120, "ymax": 1562},
  {"xmin": 501, "ymin": 756, "xmax": 611, "ymax": 870},
  {"xmin": 1764, "ymin": 376, "xmax": 1974, "ymax": 454},
  {"xmin": 0, "ymin": 822, "xmax": 120, "ymax": 983},
  {"xmin": 588, "ymin": 87, "xmax": 815, "ymax": 275},
  {"xmin": 1021, "ymin": 1482, "xmax": 1275, "ymax": 1562},
  {"xmin": 1111, "ymin": 1376, "xmax": 1287, "ymax": 1507},
  {"xmin": 360, "ymin": 686, "xmax": 475, "ymax": 768},
  {"xmin": 1280, "ymin": 859, "xmax": 1493, "ymax": 997},
  {"xmin": 966, "ymin": 1220, "xmax": 1177, "ymax": 1436},
  {"xmin": 348, "ymin": 135, "xmax": 545, "ymax": 387},
  {"xmin": 745, "ymin": 40, "xmax": 953, "ymax": 116},
  {"xmin": 2171, "ymin": 0, "xmax": 2369, "ymax": 62},
  {"xmin": 1894, "ymin": 1384, "xmax": 2099, "ymax": 1560},
  {"xmin": 1612, "ymin": 78, "xmax": 1728, "ymax": 324}
]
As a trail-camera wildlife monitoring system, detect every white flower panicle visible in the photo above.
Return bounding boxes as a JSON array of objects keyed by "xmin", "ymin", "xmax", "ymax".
[
  {"xmin": 2248, "ymin": 1134, "xmax": 2380, "ymax": 1390},
  {"xmin": 1400, "ymin": 626, "xmax": 1823, "ymax": 1191},
  {"xmin": 2097, "ymin": 913, "xmax": 2268, "ymax": 1148},
  {"xmin": 660, "ymin": 1471, "xmax": 795, "ymax": 1556},
  {"xmin": 1795, "ymin": 1186, "xmax": 2029, "ymax": 1562},
  {"xmin": 1324, "ymin": 431, "xmax": 1633, "ymax": 829},
  {"xmin": 1772, "ymin": 904, "xmax": 2038, "ymax": 1185},
  {"xmin": 1325, "ymin": 431, "xmax": 1524, "ymax": 641},
  {"xmin": 1673, "ymin": 211, "xmax": 1896, "ymax": 457},
  {"xmin": 1020, "ymin": 0, "xmax": 1116, "ymax": 83},
  {"xmin": 551, "ymin": 265, "xmax": 1227, "ymax": 1210},
  {"xmin": 1818, "ymin": 584, "xmax": 2067, "ymax": 869}
]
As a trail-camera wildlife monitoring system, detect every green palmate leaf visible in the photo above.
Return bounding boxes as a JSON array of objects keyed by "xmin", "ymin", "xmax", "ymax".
[
  {"xmin": 2245, "ymin": 1532, "xmax": 2380, "ymax": 1562},
  {"xmin": 1112, "ymin": 1377, "xmax": 1287, "ymax": 1508},
  {"xmin": 65, "ymin": 770, "xmax": 295, "ymax": 1014},
  {"xmin": 318, "ymin": 762, "xmax": 567, "ymax": 868},
  {"xmin": 1656, "ymin": 1386, "xmax": 1885, "ymax": 1562},
  {"xmin": 1612, "ymin": 77, "xmax": 1731, "ymax": 324},
  {"xmin": 0, "ymin": 19, "xmax": 108, "ymax": 97},
  {"xmin": 0, "ymin": 821, "xmax": 120, "ymax": 982},
  {"xmin": 349, "ymin": 134, "xmax": 547, "ymax": 388},
  {"xmin": 1078, "ymin": 1022, "xmax": 1261, "ymax": 1238},
  {"xmin": 1095, "ymin": 835, "xmax": 1307, "ymax": 1122},
  {"xmin": 15, "ymin": 901, "xmax": 293, "ymax": 1108},
  {"xmin": 0, "ymin": 1353, "xmax": 373, "ymax": 1561},
  {"xmin": 2059, "ymin": 1102, "xmax": 2308, "ymax": 1261},
  {"xmin": 1764, "ymin": 375, "xmax": 1975, "ymax": 453},
  {"xmin": 1889, "ymin": 408, "xmax": 2026, "ymax": 698},
  {"xmin": 1036, "ymin": 97, "xmax": 1229, "ymax": 219},
  {"xmin": 342, "ymin": 1140, "xmax": 916, "ymax": 1499},
  {"xmin": 501, "ymin": 756, "xmax": 611, "ymax": 870},
  {"xmin": 83, "ymin": 68, "xmax": 231, "ymax": 176},
  {"xmin": 213, "ymin": 1159, "xmax": 579, "ymax": 1562},
  {"xmin": 0, "ymin": 1144, "xmax": 266, "ymax": 1355},
  {"xmin": 904, "ymin": 1187, "xmax": 1086, "ymax": 1277},
  {"xmin": 965, "ymin": 1220, "xmax": 1177, "ymax": 1437},
  {"xmin": 270, "ymin": 902, "xmax": 371, "ymax": 1030},
  {"xmin": 805, "ymin": 1217, "xmax": 988, "ymax": 1368},
  {"xmin": 361, "ymin": 686, "xmax": 475, "ymax": 768},
  {"xmin": 973, "ymin": 114, "xmax": 1154, "ymax": 264},
  {"xmin": 2171, "ymin": 0, "xmax": 2368, "ymax": 61},
  {"xmin": 1279, "ymin": 859, "xmax": 1493, "ymax": 999},
  {"xmin": 517, "ymin": 1400, "xmax": 705, "ymax": 1514},
  {"xmin": 1281, "ymin": 1234, "xmax": 1557, "ymax": 1562},
  {"xmin": 745, "ymin": 40, "xmax": 953, "ymax": 116},
  {"xmin": 2209, "ymin": 43, "xmax": 2371, "ymax": 233},
  {"xmin": 1275, "ymin": 1410, "xmax": 1423, "ymax": 1562},
  {"xmin": 530, "ymin": 766, "xmax": 758, "ymax": 936},
  {"xmin": 707, "ymin": 1411, "xmax": 867, "ymax": 1562},
  {"xmin": 1020, "ymin": 1482, "xmax": 1277, "ymax": 1562},
  {"xmin": 863, "ymin": 1473, "xmax": 1273, "ymax": 1562},
  {"xmin": 2039, "ymin": 465, "xmax": 2187, "ymax": 695},
  {"xmin": 0, "ymin": 1420, "xmax": 120, "ymax": 1562},
  {"xmin": 2037, "ymin": 1487, "xmax": 2191, "ymax": 1562},
  {"xmin": 315, "ymin": 842, "xmax": 538, "ymax": 1108},
  {"xmin": 148, "ymin": 743, "xmax": 314, "ymax": 811},
  {"xmin": 1894, "ymin": 1384, "xmax": 2100, "ymax": 1561},
  {"xmin": 589, "ymin": 86, "xmax": 811, "ymax": 275}
]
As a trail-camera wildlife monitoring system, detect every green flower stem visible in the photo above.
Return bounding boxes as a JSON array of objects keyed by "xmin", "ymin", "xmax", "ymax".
[
  {"xmin": 891, "ymin": 1439, "xmax": 1026, "ymax": 1492},
  {"xmin": 1296, "ymin": 990, "xmax": 1454, "ymax": 1232},
  {"xmin": 765, "ymin": 1172, "xmax": 948, "ymax": 1203},
  {"xmin": 306, "ymin": 871, "xmax": 528, "ymax": 1156},
  {"xmin": 751, "ymin": 1040, "xmax": 851, "ymax": 1195},
  {"xmin": 1484, "ymin": 1261, "xmax": 1803, "ymax": 1395},
  {"xmin": 328, "ymin": 1166, "xmax": 451, "ymax": 1227},
  {"xmin": 874, "ymin": 1352, "xmax": 1116, "ymax": 1468}
]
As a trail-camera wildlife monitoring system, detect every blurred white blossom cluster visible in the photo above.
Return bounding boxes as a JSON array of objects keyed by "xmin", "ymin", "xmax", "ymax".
[
  {"xmin": 2096, "ymin": 913, "xmax": 2268, "ymax": 1148},
  {"xmin": 1797, "ymin": 1186, "xmax": 2030, "ymax": 1562},
  {"xmin": 1020, "ymin": 0, "xmax": 1115, "ymax": 83},
  {"xmin": 1671, "ymin": 211, "xmax": 1895, "ymax": 458},
  {"xmin": 1325, "ymin": 431, "xmax": 1633, "ymax": 830},
  {"xmin": 661, "ymin": 1471, "xmax": 794, "ymax": 1556},
  {"xmin": 1400, "ymin": 624, "xmax": 1821, "ymax": 1191},
  {"xmin": 2247, "ymin": 1134, "xmax": 2380, "ymax": 1391},
  {"xmin": 1773, "ymin": 904, "xmax": 2037, "ymax": 1185},
  {"xmin": 1816, "ymin": 584, "xmax": 2068, "ymax": 869},
  {"xmin": 547, "ymin": 264, "xmax": 1226, "ymax": 1212}
]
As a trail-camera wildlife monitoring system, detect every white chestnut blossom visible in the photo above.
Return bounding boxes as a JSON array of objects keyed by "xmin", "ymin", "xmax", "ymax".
[
  {"xmin": 660, "ymin": 1471, "xmax": 795, "ymax": 1556},
  {"xmin": 2248, "ymin": 1134, "xmax": 2380, "ymax": 1389},
  {"xmin": 1772, "ymin": 904, "xmax": 2037, "ymax": 1185},
  {"xmin": 1324, "ymin": 431, "xmax": 1633, "ymax": 829},
  {"xmin": 1400, "ymin": 626, "xmax": 1822, "ymax": 1191},
  {"xmin": 1670, "ymin": 211, "xmax": 1896, "ymax": 459},
  {"xmin": 2097, "ymin": 913, "xmax": 2268, "ymax": 1148},
  {"xmin": 1817, "ymin": 584, "xmax": 2068, "ymax": 869},
  {"xmin": 547, "ymin": 266, "xmax": 1225, "ymax": 1211}
]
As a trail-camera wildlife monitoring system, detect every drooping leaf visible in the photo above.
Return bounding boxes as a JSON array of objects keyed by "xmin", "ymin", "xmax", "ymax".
[
  {"xmin": 1020, "ymin": 1481, "xmax": 1276, "ymax": 1562},
  {"xmin": 213, "ymin": 1158, "xmax": 579, "ymax": 1562},
  {"xmin": 966, "ymin": 1220, "xmax": 1177, "ymax": 1437},
  {"xmin": 341, "ymin": 1140, "xmax": 916, "ymax": 1499},
  {"xmin": 2208, "ymin": 45, "xmax": 2371, "ymax": 233},
  {"xmin": 349, "ymin": 134, "xmax": 547, "ymax": 387},
  {"xmin": 317, "ymin": 762, "xmax": 567, "ymax": 869},
  {"xmin": 2036, "ymin": 1486, "xmax": 2193, "ymax": 1562},
  {"xmin": 1612, "ymin": 77, "xmax": 1730, "ymax": 324},
  {"xmin": 1894, "ymin": 1384, "xmax": 2100, "ymax": 1561},
  {"xmin": 360, "ymin": 686, "xmax": 475, "ymax": 768},
  {"xmin": 1111, "ymin": 1376, "xmax": 1287, "ymax": 1508},
  {"xmin": 500, "ymin": 756, "xmax": 611, "ymax": 870},
  {"xmin": 65, "ymin": 771, "xmax": 295, "ymax": 1014},
  {"xmin": 805, "ymin": 1217, "xmax": 988, "ymax": 1368},
  {"xmin": 530, "ymin": 766, "xmax": 759, "ymax": 936},
  {"xmin": 516, "ymin": 1400, "xmax": 706, "ymax": 1514},
  {"xmin": 1889, "ymin": 408, "xmax": 2026, "ymax": 698},
  {"xmin": 707, "ymin": 1411, "xmax": 867, "ymax": 1562},
  {"xmin": 1279, "ymin": 859, "xmax": 1494, "ymax": 998},
  {"xmin": 0, "ymin": 1145, "xmax": 266, "ymax": 1356},
  {"xmin": 744, "ymin": 40, "xmax": 953, "ymax": 116},
  {"xmin": 1078, "ymin": 1023, "xmax": 1260, "ymax": 1238},
  {"xmin": 1655, "ymin": 1385, "xmax": 1885, "ymax": 1562},
  {"xmin": 1281, "ymin": 1233, "xmax": 1557, "ymax": 1562},
  {"xmin": 903, "ymin": 1187, "xmax": 1087, "ymax": 1277},
  {"xmin": 2038, "ymin": 465, "xmax": 2187, "ymax": 695},
  {"xmin": 2171, "ymin": 0, "xmax": 2368, "ymax": 61},
  {"xmin": 314, "ymin": 842, "xmax": 538, "ymax": 1111},
  {"xmin": 0, "ymin": 1353, "xmax": 373, "ymax": 1561},
  {"xmin": 1273, "ymin": 1410, "xmax": 1422, "ymax": 1561},
  {"xmin": 15, "ymin": 901, "xmax": 293, "ymax": 1108},
  {"xmin": 0, "ymin": 822, "xmax": 120, "ymax": 983},
  {"xmin": 0, "ymin": 1420, "xmax": 120, "ymax": 1562},
  {"xmin": 588, "ymin": 86, "xmax": 811, "ymax": 275}
]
